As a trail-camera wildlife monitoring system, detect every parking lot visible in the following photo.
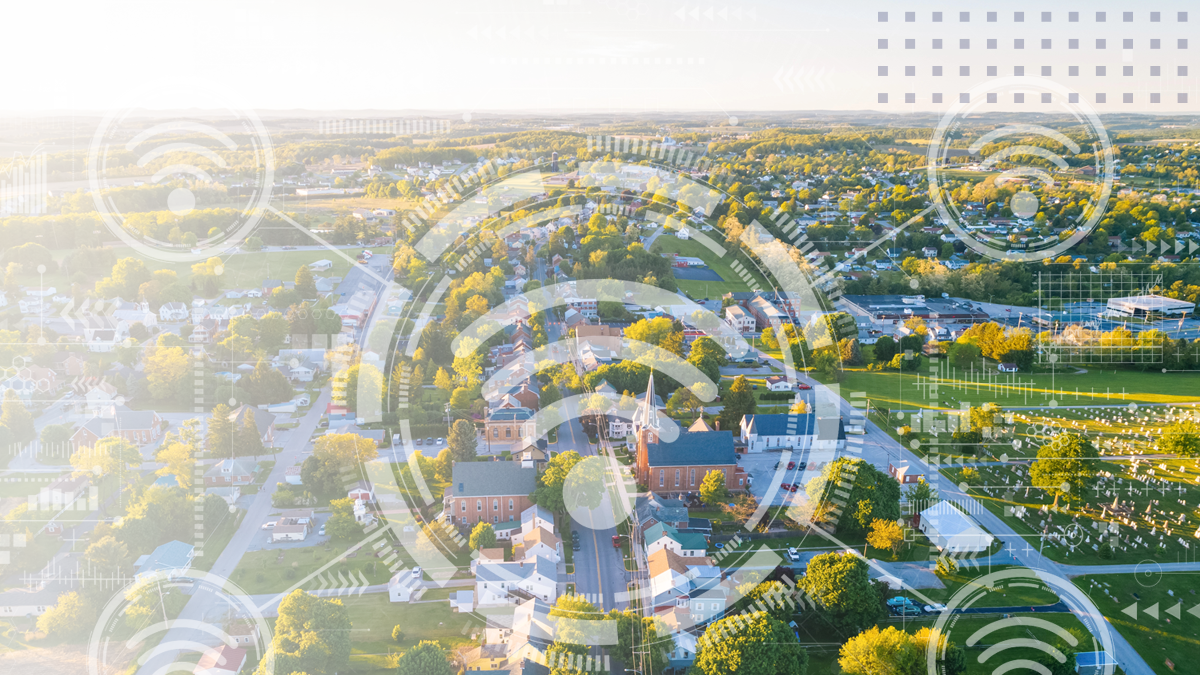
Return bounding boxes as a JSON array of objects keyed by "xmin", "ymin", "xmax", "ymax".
[{"xmin": 739, "ymin": 450, "xmax": 830, "ymax": 506}]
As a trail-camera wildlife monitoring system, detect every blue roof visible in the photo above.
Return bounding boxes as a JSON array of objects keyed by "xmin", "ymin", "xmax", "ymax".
[
  {"xmin": 153, "ymin": 474, "xmax": 180, "ymax": 488},
  {"xmin": 137, "ymin": 540, "xmax": 194, "ymax": 574},
  {"xmin": 645, "ymin": 430, "xmax": 736, "ymax": 467},
  {"xmin": 487, "ymin": 407, "xmax": 534, "ymax": 422},
  {"xmin": 743, "ymin": 413, "xmax": 845, "ymax": 441}
]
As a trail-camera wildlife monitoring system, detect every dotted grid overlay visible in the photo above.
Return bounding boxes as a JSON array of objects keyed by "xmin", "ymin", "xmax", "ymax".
[
  {"xmin": 873, "ymin": 10, "xmax": 1194, "ymax": 105},
  {"xmin": 1035, "ymin": 272, "xmax": 1167, "ymax": 364}
]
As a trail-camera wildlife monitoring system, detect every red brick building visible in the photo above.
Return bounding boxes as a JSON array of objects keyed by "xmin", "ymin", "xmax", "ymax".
[{"xmin": 444, "ymin": 461, "xmax": 537, "ymax": 527}]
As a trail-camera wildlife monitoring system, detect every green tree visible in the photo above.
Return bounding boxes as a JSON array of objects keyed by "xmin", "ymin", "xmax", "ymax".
[
  {"xmin": 325, "ymin": 498, "xmax": 363, "ymax": 541},
  {"xmin": 449, "ymin": 387, "xmax": 474, "ymax": 412},
  {"xmin": 84, "ymin": 535, "xmax": 129, "ymax": 576},
  {"xmin": 295, "ymin": 264, "xmax": 317, "ymax": 298},
  {"xmin": 533, "ymin": 450, "xmax": 583, "ymax": 513},
  {"xmin": 904, "ymin": 477, "xmax": 937, "ymax": 512},
  {"xmin": 1030, "ymin": 433, "xmax": 1099, "ymax": 507},
  {"xmin": 694, "ymin": 611, "xmax": 808, "ymax": 675},
  {"xmin": 258, "ymin": 312, "xmax": 290, "ymax": 354},
  {"xmin": 208, "ymin": 403, "xmax": 234, "ymax": 457},
  {"xmin": 156, "ymin": 440, "xmax": 196, "ymax": 488},
  {"xmin": 1, "ymin": 389, "xmax": 35, "ymax": 443},
  {"xmin": 433, "ymin": 367, "xmax": 454, "ymax": 392},
  {"xmin": 259, "ymin": 590, "xmax": 352, "ymax": 675},
  {"xmin": 699, "ymin": 469, "xmax": 731, "ymax": 506},
  {"xmin": 394, "ymin": 641, "xmax": 454, "ymax": 675},
  {"xmin": 243, "ymin": 359, "xmax": 293, "ymax": 405},
  {"xmin": 839, "ymin": 625, "xmax": 938, "ymax": 675},
  {"xmin": 947, "ymin": 341, "xmax": 982, "ymax": 371},
  {"xmin": 70, "ymin": 436, "xmax": 141, "ymax": 479},
  {"xmin": 606, "ymin": 609, "xmax": 670, "ymax": 675},
  {"xmin": 688, "ymin": 336, "xmax": 727, "ymax": 384},
  {"xmin": 665, "ymin": 386, "xmax": 703, "ymax": 418},
  {"xmin": 718, "ymin": 375, "xmax": 756, "ymax": 431},
  {"xmin": 1158, "ymin": 419, "xmax": 1200, "ymax": 457},
  {"xmin": 234, "ymin": 409, "xmax": 265, "ymax": 457},
  {"xmin": 434, "ymin": 447, "xmax": 454, "ymax": 482},
  {"xmin": 391, "ymin": 625, "xmax": 404, "ymax": 643},
  {"xmin": 469, "ymin": 521, "xmax": 496, "ymax": 550},
  {"xmin": 300, "ymin": 433, "xmax": 380, "ymax": 499},
  {"xmin": 447, "ymin": 419, "xmax": 477, "ymax": 463},
  {"xmin": 805, "ymin": 457, "xmax": 900, "ymax": 535},
  {"xmin": 36, "ymin": 591, "xmax": 95, "ymax": 639},
  {"xmin": 873, "ymin": 335, "xmax": 897, "ymax": 362},
  {"xmin": 866, "ymin": 518, "xmax": 905, "ymax": 559},
  {"xmin": 760, "ymin": 326, "xmax": 779, "ymax": 351},
  {"xmin": 797, "ymin": 551, "xmax": 885, "ymax": 633}
]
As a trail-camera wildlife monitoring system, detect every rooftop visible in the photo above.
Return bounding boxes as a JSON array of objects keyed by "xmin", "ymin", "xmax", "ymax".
[
  {"xmin": 645, "ymin": 430, "xmax": 737, "ymax": 467},
  {"xmin": 452, "ymin": 462, "xmax": 537, "ymax": 498}
]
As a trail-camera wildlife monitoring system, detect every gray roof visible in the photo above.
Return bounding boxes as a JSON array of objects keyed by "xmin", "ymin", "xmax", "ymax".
[
  {"xmin": 487, "ymin": 407, "xmax": 534, "ymax": 422},
  {"xmin": 204, "ymin": 458, "xmax": 257, "ymax": 479},
  {"xmin": 645, "ymin": 431, "xmax": 736, "ymax": 467},
  {"xmin": 77, "ymin": 406, "xmax": 159, "ymax": 437},
  {"xmin": 475, "ymin": 557, "xmax": 556, "ymax": 583},
  {"xmin": 136, "ymin": 540, "xmax": 193, "ymax": 574},
  {"xmin": 636, "ymin": 493, "xmax": 689, "ymax": 524},
  {"xmin": 452, "ymin": 462, "xmax": 536, "ymax": 498}
]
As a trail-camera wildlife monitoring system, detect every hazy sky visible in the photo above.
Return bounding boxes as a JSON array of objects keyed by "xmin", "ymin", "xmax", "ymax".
[{"xmin": 8, "ymin": 0, "xmax": 1197, "ymax": 115}]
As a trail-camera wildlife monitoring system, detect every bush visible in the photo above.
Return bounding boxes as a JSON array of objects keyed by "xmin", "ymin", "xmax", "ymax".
[
  {"xmin": 935, "ymin": 557, "xmax": 958, "ymax": 576},
  {"xmin": 392, "ymin": 625, "xmax": 404, "ymax": 643},
  {"xmin": 1097, "ymin": 542, "xmax": 1114, "ymax": 559}
]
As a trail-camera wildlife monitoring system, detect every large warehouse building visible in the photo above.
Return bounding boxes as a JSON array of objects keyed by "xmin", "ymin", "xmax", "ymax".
[
  {"xmin": 840, "ymin": 295, "xmax": 990, "ymax": 329},
  {"xmin": 1105, "ymin": 294, "xmax": 1195, "ymax": 318}
]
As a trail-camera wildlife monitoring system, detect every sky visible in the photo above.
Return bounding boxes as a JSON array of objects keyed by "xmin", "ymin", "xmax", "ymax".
[{"xmin": 4, "ymin": 0, "xmax": 1197, "ymax": 116}]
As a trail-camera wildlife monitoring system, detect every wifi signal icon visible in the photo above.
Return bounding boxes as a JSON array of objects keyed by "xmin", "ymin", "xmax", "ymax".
[
  {"xmin": 125, "ymin": 121, "xmax": 236, "ymax": 217},
  {"xmin": 966, "ymin": 615, "xmax": 1079, "ymax": 674}
]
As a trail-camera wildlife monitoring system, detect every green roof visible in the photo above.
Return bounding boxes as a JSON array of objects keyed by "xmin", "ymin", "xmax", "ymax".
[{"xmin": 645, "ymin": 522, "xmax": 706, "ymax": 552}]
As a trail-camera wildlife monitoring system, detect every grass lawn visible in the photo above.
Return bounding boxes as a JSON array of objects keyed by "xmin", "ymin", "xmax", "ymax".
[
  {"xmin": 650, "ymin": 235, "xmax": 770, "ymax": 299},
  {"xmin": 826, "ymin": 366, "xmax": 1200, "ymax": 412},
  {"xmin": 191, "ymin": 509, "xmax": 243, "ymax": 572},
  {"xmin": 228, "ymin": 544, "xmax": 399, "ymax": 595},
  {"xmin": 340, "ymin": 593, "xmax": 484, "ymax": 655},
  {"xmin": 1073, "ymin": 573, "xmax": 1200, "ymax": 675}
]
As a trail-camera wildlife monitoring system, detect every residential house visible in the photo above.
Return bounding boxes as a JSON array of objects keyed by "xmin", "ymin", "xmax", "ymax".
[
  {"xmin": 134, "ymin": 540, "xmax": 195, "ymax": 582},
  {"xmin": 85, "ymin": 381, "xmax": 119, "ymax": 414},
  {"xmin": 646, "ymin": 548, "xmax": 726, "ymax": 626},
  {"xmin": 271, "ymin": 509, "xmax": 316, "ymax": 542},
  {"xmin": 308, "ymin": 259, "xmax": 333, "ymax": 272},
  {"xmin": 71, "ymin": 407, "xmax": 163, "ymax": 449},
  {"xmin": 513, "ymin": 443, "xmax": 548, "ymax": 470},
  {"xmin": 388, "ymin": 571, "xmax": 424, "ymax": 603},
  {"xmin": 347, "ymin": 480, "xmax": 374, "ymax": 502},
  {"xmin": 724, "ymin": 305, "xmax": 755, "ymax": 334},
  {"xmin": 764, "ymin": 376, "xmax": 793, "ymax": 392},
  {"xmin": 520, "ymin": 504, "xmax": 555, "ymax": 535},
  {"xmin": 644, "ymin": 522, "xmax": 708, "ymax": 558},
  {"xmin": 475, "ymin": 557, "xmax": 557, "ymax": 606},
  {"xmin": 444, "ymin": 462, "xmax": 537, "ymax": 527},
  {"xmin": 204, "ymin": 459, "xmax": 257, "ymax": 487},
  {"xmin": 889, "ymin": 461, "xmax": 925, "ymax": 485},
  {"xmin": 513, "ymin": 527, "xmax": 561, "ymax": 563},
  {"xmin": 108, "ymin": 297, "xmax": 158, "ymax": 328},
  {"xmin": 37, "ymin": 475, "xmax": 90, "ymax": 511},
  {"xmin": 0, "ymin": 580, "xmax": 75, "ymax": 618},
  {"xmin": 190, "ymin": 317, "xmax": 219, "ymax": 343},
  {"xmin": 159, "ymin": 302, "xmax": 189, "ymax": 322},
  {"xmin": 205, "ymin": 486, "xmax": 241, "ymax": 505},
  {"xmin": 50, "ymin": 352, "xmax": 85, "ymax": 378},
  {"xmin": 635, "ymin": 493, "xmax": 690, "ymax": 532}
]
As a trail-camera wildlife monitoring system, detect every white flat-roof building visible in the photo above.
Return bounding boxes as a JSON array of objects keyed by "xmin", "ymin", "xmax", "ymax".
[
  {"xmin": 918, "ymin": 501, "xmax": 994, "ymax": 553},
  {"xmin": 1105, "ymin": 294, "xmax": 1195, "ymax": 318}
]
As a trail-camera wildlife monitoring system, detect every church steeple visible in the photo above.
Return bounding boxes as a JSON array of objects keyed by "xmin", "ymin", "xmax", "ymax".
[{"xmin": 633, "ymin": 369, "xmax": 660, "ymax": 442}]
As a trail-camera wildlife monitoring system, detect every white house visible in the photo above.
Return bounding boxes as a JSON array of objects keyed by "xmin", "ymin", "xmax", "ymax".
[
  {"xmin": 918, "ymin": 501, "xmax": 995, "ymax": 553},
  {"xmin": 676, "ymin": 227, "xmax": 691, "ymax": 240},
  {"xmin": 515, "ymin": 526, "xmax": 562, "ymax": 564},
  {"xmin": 764, "ymin": 376, "xmax": 793, "ymax": 392},
  {"xmin": 520, "ymin": 504, "xmax": 555, "ymax": 535},
  {"xmin": 86, "ymin": 381, "xmax": 120, "ymax": 414},
  {"xmin": 159, "ymin": 302, "xmax": 189, "ymax": 322},
  {"xmin": 308, "ymin": 259, "xmax": 333, "ymax": 272},
  {"xmin": 475, "ymin": 558, "xmax": 557, "ymax": 606},
  {"xmin": 387, "ymin": 571, "xmax": 424, "ymax": 603},
  {"xmin": 644, "ymin": 523, "xmax": 707, "ymax": 558},
  {"xmin": 284, "ymin": 465, "xmax": 302, "ymax": 485}
]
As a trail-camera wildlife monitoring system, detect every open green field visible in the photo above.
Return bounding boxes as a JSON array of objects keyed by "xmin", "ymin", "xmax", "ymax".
[
  {"xmin": 1074, "ymin": 574, "xmax": 1199, "ymax": 675},
  {"xmin": 830, "ymin": 365, "xmax": 1200, "ymax": 412},
  {"xmin": 229, "ymin": 543, "xmax": 399, "ymax": 595},
  {"xmin": 340, "ymin": 592, "xmax": 485, "ymax": 656},
  {"xmin": 650, "ymin": 235, "xmax": 769, "ymax": 299}
]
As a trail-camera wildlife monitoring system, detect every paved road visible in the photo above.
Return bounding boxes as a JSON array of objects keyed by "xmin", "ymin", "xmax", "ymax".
[
  {"xmin": 1058, "ymin": 561, "xmax": 1200, "ymax": 577},
  {"xmin": 135, "ymin": 388, "xmax": 330, "ymax": 675}
]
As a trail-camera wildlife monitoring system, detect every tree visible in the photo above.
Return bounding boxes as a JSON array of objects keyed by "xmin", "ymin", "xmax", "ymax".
[
  {"xmin": 789, "ymin": 399, "xmax": 810, "ymax": 414},
  {"xmin": 805, "ymin": 457, "xmax": 900, "ymax": 536},
  {"xmin": 904, "ymin": 477, "xmax": 937, "ymax": 512},
  {"xmin": 391, "ymin": 625, "xmax": 405, "ymax": 643},
  {"xmin": 469, "ymin": 521, "xmax": 496, "ymax": 551},
  {"xmin": 1, "ymin": 389, "xmax": 35, "ymax": 443},
  {"xmin": 699, "ymin": 469, "xmax": 731, "ymax": 506},
  {"xmin": 873, "ymin": 335, "xmax": 897, "ymax": 362},
  {"xmin": 797, "ymin": 551, "xmax": 885, "ymax": 633},
  {"xmin": 261, "ymin": 590, "xmax": 352, "ymax": 675},
  {"xmin": 452, "ymin": 351, "xmax": 483, "ymax": 389},
  {"xmin": 96, "ymin": 257, "xmax": 151, "ymax": 298},
  {"xmin": 234, "ymin": 409, "xmax": 265, "ymax": 457},
  {"xmin": 301, "ymin": 433, "xmax": 380, "ymax": 499},
  {"xmin": 533, "ymin": 450, "xmax": 583, "ymax": 513},
  {"xmin": 258, "ymin": 312, "xmax": 289, "ymax": 354},
  {"xmin": 433, "ymin": 367, "xmax": 454, "ymax": 392},
  {"xmin": 665, "ymin": 386, "xmax": 703, "ymax": 418},
  {"xmin": 760, "ymin": 326, "xmax": 779, "ymax": 351},
  {"xmin": 434, "ymin": 447, "xmax": 454, "ymax": 482},
  {"xmin": 325, "ymin": 498, "xmax": 363, "ymax": 541},
  {"xmin": 606, "ymin": 609, "xmax": 670, "ymax": 675},
  {"xmin": 208, "ymin": 403, "xmax": 234, "ymax": 457},
  {"xmin": 694, "ymin": 611, "xmax": 808, "ymax": 675},
  {"xmin": 295, "ymin": 265, "xmax": 317, "ymax": 298},
  {"xmin": 244, "ymin": 359, "xmax": 293, "ymax": 405},
  {"xmin": 718, "ymin": 375, "xmax": 756, "ymax": 431},
  {"xmin": 688, "ymin": 336, "xmax": 727, "ymax": 384},
  {"xmin": 935, "ymin": 556, "xmax": 958, "ymax": 576},
  {"xmin": 732, "ymin": 580, "xmax": 796, "ymax": 622},
  {"xmin": 1158, "ymin": 419, "xmax": 1200, "ymax": 457},
  {"xmin": 144, "ymin": 342, "xmax": 190, "ymax": 404},
  {"xmin": 394, "ymin": 641, "xmax": 454, "ymax": 675},
  {"xmin": 70, "ymin": 437, "xmax": 141, "ymax": 479},
  {"xmin": 1030, "ymin": 433, "xmax": 1099, "ymax": 507},
  {"xmin": 84, "ymin": 535, "xmax": 129, "ymax": 576},
  {"xmin": 156, "ymin": 440, "xmax": 196, "ymax": 488},
  {"xmin": 338, "ymin": 363, "xmax": 383, "ymax": 415},
  {"xmin": 449, "ymin": 387, "xmax": 474, "ymax": 412},
  {"xmin": 947, "ymin": 341, "xmax": 982, "ymax": 371},
  {"xmin": 40, "ymin": 423, "xmax": 73, "ymax": 454},
  {"xmin": 838, "ymin": 626, "xmax": 934, "ymax": 675},
  {"xmin": 447, "ymin": 419, "xmax": 477, "ymax": 463},
  {"xmin": 838, "ymin": 337, "xmax": 863, "ymax": 366},
  {"xmin": 866, "ymin": 518, "xmax": 905, "ymax": 559},
  {"xmin": 36, "ymin": 591, "xmax": 94, "ymax": 639}
]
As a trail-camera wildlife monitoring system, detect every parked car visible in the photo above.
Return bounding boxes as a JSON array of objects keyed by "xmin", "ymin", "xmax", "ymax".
[
  {"xmin": 780, "ymin": 483, "xmax": 792, "ymax": 491},
  {"xmin": 426, "ymin": 437, "xmax": 434, "ymax": 446},
  {"xmin": 787, "ymin": 461, "xmax": 796, "ymax": 470},
  {"xmin": 437, "ymin": 437, "xmax": 445, "ymax": 445},
  {"xmin": 796, "ymin": 384, "xmax": 812, "ymax": 390},
  {"xmin": 787, "ymin": 547, "xmax": 800, "ymax": 562},
  {"xmin": 262, "ymin": 522, "xmax": 276, "ymax": 530},
  {"xmin": 893, "ymin": 605, "xmax": 923, "ymax": 616},
  {"xmin": 414, "ymin": 437, "xmax": 423, "ymax": 446},
  {"xmin": 318, "ymin": 525, "xmax": 326, "ymax": 536},
  {"xmin": 886, "ymin": 596, "xmax": 916, "ymax": 608},
  {"xmin": 923, "ymin": 603, "xmax": 948, "ymax": 614},
  {"xmin": 572, "ymin": 540, "xmax": 581, "ymax": 551},
  {"xmin": 412, "ymin": 566, "xmax": 422, "ymax": 579}
]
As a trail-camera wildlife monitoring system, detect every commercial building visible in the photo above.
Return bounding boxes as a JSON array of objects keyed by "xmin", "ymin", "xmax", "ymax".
[
  {"xmin": 918, "ymin": 501, "xmax": 994, "ymax": 553},
  {"xmin": 841, "ymin": 294, "xmax": 989, "ymax": 331},
  {"xmin": 1105, "ymin": 294, "xmax": 1195, "ymax": 318}
]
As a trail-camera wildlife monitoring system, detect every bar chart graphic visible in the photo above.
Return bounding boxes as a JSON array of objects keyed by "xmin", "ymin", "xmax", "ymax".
[{"xmin": 0, "ymin": 150, "xmax": 48, "ymax": 216}]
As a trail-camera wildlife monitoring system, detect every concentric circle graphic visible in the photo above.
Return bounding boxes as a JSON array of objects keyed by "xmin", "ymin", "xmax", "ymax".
[
  {"xmin": 87, "ymin": 88, "xmax": 275, "ymax": 263},
  {"xmin": 929, "ymin": 77, "xmax": 1115, "ymax": 262}
]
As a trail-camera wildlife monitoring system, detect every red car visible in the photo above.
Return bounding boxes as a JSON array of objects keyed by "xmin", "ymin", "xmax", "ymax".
[
  {"xmin": 787, "ymin": 461, "xmax": 796, "ymax": 470},
  {"xmin": 796, "ymin": 384, "xmax": 812, "ymax": 390},
  {"xmin": 789, "ymin": 484, "xmax": 799, "ymax": 492},
  {"xmin": 780, "ymin": 483, "xmax": 792, "ymax": 491}
]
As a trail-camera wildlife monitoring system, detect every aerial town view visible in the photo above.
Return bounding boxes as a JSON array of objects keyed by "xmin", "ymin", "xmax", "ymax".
[{"xmin": 2, "ymin": 3, "xmax": 1200, "ymax": 675}]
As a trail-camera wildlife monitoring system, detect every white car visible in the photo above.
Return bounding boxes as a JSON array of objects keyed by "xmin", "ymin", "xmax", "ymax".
[
  {"xmin": 318, "ymin": 526, "xmax": 326, "ymax": 536},
  {"xmin": 262, "ymin": 522, "xmax": 276, "ymax": 530},
  {"xmin": 411, "ymin": 566, "xmax": 422, "ymax": 579},
  {"xmin": 787, "ymin": 547, "xmax": 800, "ymax": 562},
  {"xmin": 923, "ymin": 603, "xmax": 948, "ymax": 614}
]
